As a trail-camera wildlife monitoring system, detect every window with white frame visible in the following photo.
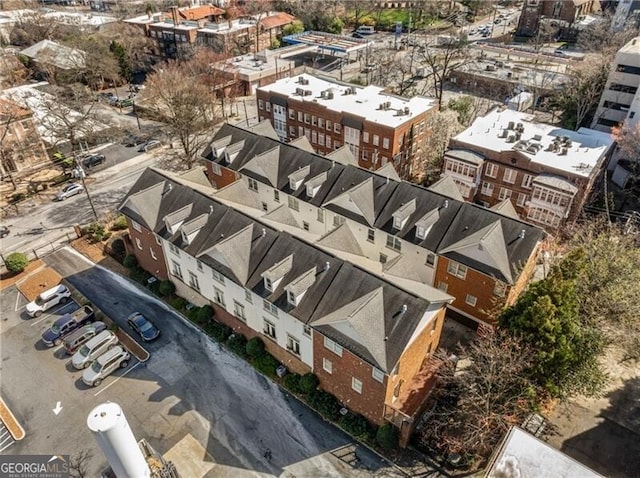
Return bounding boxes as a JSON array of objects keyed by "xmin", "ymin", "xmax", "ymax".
[
  {"xmin": 273, "ymin": 190, "xmax": 280, "ymax": 202},
  {"xmin": 258, "ymin": 99, "xmax": 264, "ymax": 110},
  {"xmin": 517, "ymin": 193, "xmax": 528, "ymax": 207},
  {"xmin": 493, "ymin": 281, "xmax": 507, "ymax": 297},
  {"xmin": 372, "ymin": 367, "xmax": 384, "ymax": 383},
  {"xmin": 248, "ymin": 178, "xmax": 259, "ymax": 191},
  {"xmin": 352, "ymin": 377, "xmax": 363, "ymax": 394},
  {"xmin": 426, "ymin": 253, "xmax": 435, "ymax": 266},
  {"xmin": 498, "ymin": 188, "xmax": 512, "ymax": 200},
  {"xmin": 311, "ymin": 130, "xmax": 317, "ymax": 144},
  {"xmin": 304, "ymin": 128, "xmax": 311, "ymax": 140},
  {"xmin": 382, "ymin": 137, "xmax": 389, "ymax": 149},
  {"xmin": 303, "ymin": 221, "xmax": 309, "ymax": 231},
  {"xmin": 263, "ymin": 299, "xmax": 278, "ymax": 316},
  {"xmin": 447, "ymin": 261, "xmax": 467, "ymax": 279},
  {"xmin": 211, "ymin": 269, "xmax": 225, "ymax": 285},
  {"xmin": 189, "ymin": 272, "xmax": 200, "ymax": 291},
  {"xmin": 333, "ymin": 215, "xmax": 345, "ymax": 227},
  {"xmin": 481, "ymin": 181, "xmax": 494, "ymax": 196},
  {"xmin": 288, "ymin": 196, "xmax": 299, "ymax": 211},
  {"xmin": 465, "ymin": 294, "xmax": 477, "ymax": 306},
  {"xmin": 334, "ymin": 123, "xmax": 341, "ymax": 133},
  {"xmin": 169, "ymin": 243, "xmax": 180, "ymax": 256},
  {"xmin": 445, "ymin": 159, "xmax": 477, "ymax": 179},
  {"xmin": 326, "ymin": 120, "xmax": 332, "ymax": 130},
  {"xmin": 386, "ymin": 234, "xmax": 402, "ymax": 251},
  {"xmin": 326, "ymin": 136, "xmax": 331, "ymax": 148},
  {"xmin": 150, "ymin": 248, "xmax": 157, "ymax": 260},
  {"xmin": 211, "ymin": 163, "xmax": 221, "ymax": 175},
  {"xmin": 135, "ymin": 237, "xmax": 142, "ymax": 250},
  {"xmin": 298, "ymin": 126, "xmax": 304, "ymax": 137},
  {"xmin": 286, "ymin": 334, "xmax": 300, "ymax": 355},
  {"xmin": 503, "ymin": 168, "xmax": 517, "ymax": 184},
  {"xmin": 213, "ymin": 287, "xmax": 225, "ymax": 307},
  {"xmin": 363, "ymin": 131, "xmax": 369, "ymax": 143},
  {"xmin": 485, "ymin": 163, "xmax": 499, "ymax": 178},
  {"xmin": 312, "ymin": 115, "xmax": 317, "ymax": 126},
  {"xmin": 263, "ymin": 319, "xmax": 276, "ymax": 339},
  {"xmin": 318, "ymin": 118, "xmax": 325, "ymax": 128},
  {"xmin": 245, "ymin": 290, "xmax": 253, "ymax": 304},
  {"xmin": 322, "ymin": 357, "xmax": 333, "ymax": 374},
  {"xmin": 171, "ymin": 260, "xmax": 182, "ymax": 279},
  {"xmin": 318, "ymin": 132, "xmax": 324, "ymax": 146},
  {"xmin": 289, "ymin": 108, "xmax": 295, "ymax": 119},
  {"xmin": 527, "ymin": 206, "xmax": 562, "ymax": 227},
  {"xmin": 303, "ymin": 324, "xmax": 311, "ymax": 337},
  {"xmin": 234, "ymin": 300, "xmax": 246, "ymax": 321},
  {"xmin": 298, "ymin": 111, "xmax": 303, "ymax": 122},
  {"xmin": 132, "ymin": 220, "xmax": 142, "ymax": 232},
  {"xmin": 367, "ymin": 229, "xmax": 375, "ymax": 242},
  {"xmin": 197, "ymin": 260, "xmax": 203, "ymax": 272},
  {"xmin": 324, "ymin": 336, "xmax": 343, "ymax": 356},
  {"xmin": 522, "ymin": 174, "xmax": 534, "ymax": 189},
  {"xmin": 262, "ymin": 202, "xmax": 268, "ymax": 212},
  {"xmin": 266, "ymin": 102, "xmax": 271, "ymax": 112},
  {"xmin": 531, "ymin": 187, "xmax": 571, "ymax": 207},
  {"xmin": 317, "ymin": 209, "xmax": 324, "ymax": 223},
  {"xmin": 304, "ymin": 113, "xmax": 310, "ymax": 124},
  {"xmin": 373, "ymin": 134, "xmax": 379, "ymax": 146}
]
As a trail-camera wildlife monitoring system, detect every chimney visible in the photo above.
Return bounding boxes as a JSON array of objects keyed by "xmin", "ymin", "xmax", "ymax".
[
  {"xmin": 209, "ymin": 205, "xmax": 214, "ymax": 214},
  {"xmin": 401, "ymin": 304, "xmax": 407, "ymax": 314},
  {"xmin": 324, "ymin": 261, "xmax": 330, "ymax": 271},
  {"xmin": 443, "ymin": 199, "xmax": 449, "ymax": 209},
  {"xmin": 518, "ymin": 229, "xmax": 526, "ymax": 239},
  {"xmin": 262, "ymin": 228, "xmax": 266, "ymax": 237}
]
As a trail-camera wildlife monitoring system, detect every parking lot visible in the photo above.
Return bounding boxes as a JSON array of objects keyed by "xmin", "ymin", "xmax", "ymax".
[{"xmin": 0, "ymin": 247, "xmax": 406, "ymax": 477}]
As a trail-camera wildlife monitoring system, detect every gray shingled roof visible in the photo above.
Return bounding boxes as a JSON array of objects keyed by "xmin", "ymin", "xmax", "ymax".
[
  {"xmin": 181, "ymin": 213, "xmax": 209, "ymax": 237},
  {"xmin": 262, "ymin": 254, "xmax": 293, "ymax": 282},
  {"xmin": 262, "ymin": 204, "xmax": 301, "ymax": 227},
  {"xmin": 290, "ymin": 136, "xmax": 314, "ymax": 152},
  {"xmin": 164, "ymin": 203, "xmax": 193, "ymax": 234},
  {"xmin": 533, "ymin": 174, "xmax": 579, "ymax": 193},
  {"xmin": 491, "ymin": 199, "xmax": 520, "ymax": 219},
  {"xmin": 326, "ymin": 145, "xmax": 358, "ymax": 166},
  {"xmin": 445, "ymin": 148, "xmax": 485, "ymax": 165},
  {"xmin": 316, "ymin": 223, "xmax": 364, "ymax": 256},
  {"xmin": 393, "ymin": 198, "xmax": 417, "ymax": 222},
  {"xmin": 240, "ymin": 146, "xmax": 281, "ymax": 187},
  {"xmin": 374, "ymin": 162, "xmax": 401, "ymax": 181},
  {"xmin": 215, "ymin": 181, "xmax": 263, "ymax": 209},
  {"xmin": 289, "ymin": 165, "xmax": 311, "ymax": 184},
  {"xmin": 285, "ymin": 267, "xmax": 317, "ymax": 296},
  {"xmin": 200, "ymin": 224, "xmax": 254, "ymax": 285},
  {"xmin": 119, "ymin": 182, "xmax": 166, "ymax": 229},
  {"xmin": 383, "ymin": 253, "xmax": 433, "ymax": 284},
  {"xmin": 427, "ymin": 175, "xmax": 464, "ymax": 201},
  {"xmin": 324, "ymin": 177, "xmax": 376, "ymax": 226},
  {"xmin": 248, "ymin": 119, "xmax": 279, "ymax": 140}
]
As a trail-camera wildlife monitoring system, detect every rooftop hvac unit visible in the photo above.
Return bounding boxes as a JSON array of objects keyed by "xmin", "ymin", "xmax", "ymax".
[
  {"xmin": 327, "ymin": 91, "xmax": 334, "ymax": 99},
  {"xmin": 499, "ymin": 129, "xmax": 508, "ymax": 138},
  {"xmin": 565, "ymin": 139, "xmax": 572, "ymax": 147},
  {"xmin": 533, "ymin": 134, "xmax": 542, "ymax": 141},
  {"xmin": 515, "ymin": 132, "xmax": 522, "ymax": 141},
  {"xmin": 386, "ymin": 101, "xmax": 391, "ymax": 108},
  {"xmin": 298, "ymin": 76, "xmax": 304, "ymax": 83},
  {"xmin": 507, "ymin": 135, "xmax": 516, "ymax": 143},
  {"xmin": 295, "ymin": 87, "xmax": 303, "ymax": 95},
  {"xmin": 304, "ymin": 89, "xmax": 312, "ymax": 96},
  {"xmin": 560, "ymin": 147, "xmax": 568, "ymax": 155},
  {"xmin": 321, "ymin": 91, "xmax": 326, "ymax": 98},
  {"xmin": 507, "ymin": 121, "xmax": 515, "ymax": 130},
  {"xmin": 404, "ymin": 106, "xmax": 410, "ymax": 115}
]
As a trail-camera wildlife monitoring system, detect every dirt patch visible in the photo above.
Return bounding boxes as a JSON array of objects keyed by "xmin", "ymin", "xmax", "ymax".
[
  {"xmin": 15, "ymin": 266, "xmax": 63, "ymax": 302},
  {"xmin": 0, "ymin": 259, "xmax": 45, "ymax": 290},
  {"xmin": 70, "ymin": 237, "xmax": 129, "ymax": 277},
  {"xmin": 0, "ymin": 397, "xmax": 25, "ymax": 440}
]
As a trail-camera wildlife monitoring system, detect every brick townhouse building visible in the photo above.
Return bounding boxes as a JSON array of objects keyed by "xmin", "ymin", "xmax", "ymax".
[
  {"xmin": 442, "ymin": 108, "xmax": 614, "ymax": 231},
  {"xmin": 202, "ymin": 122, "xmax": 546, "ymax": 326},
  {"xmin": 255, "ymin": 73, "xmax": 438, "ymax": 180},
  {"xmin": 0, "ymin": 98, "xmax": 50, "ymax": 181},
  {"xmin": 516, "ymin": 0, "xmax": 600, "ymax": 39},
  {"xmin": 120, "ymin": 167, "xmax": 453, "ymax": 445}
]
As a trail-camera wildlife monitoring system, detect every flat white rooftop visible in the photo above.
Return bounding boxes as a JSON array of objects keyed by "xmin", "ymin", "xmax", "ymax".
[
  {"xmin": 486, "ymin": 427, "xmax": 603, "ymax": 478},
  {"xmin": 454, "ymin": 108, "xmax": 613, "ymax": 178},
  {"xmin": 259, "ymin": 73, "xmax": 436, "ymax": 128}
]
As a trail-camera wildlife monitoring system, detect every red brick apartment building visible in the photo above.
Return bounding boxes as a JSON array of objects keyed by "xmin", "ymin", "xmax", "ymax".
[
  {"xmin": 442, "ymin": 108, "xmax": 614, "ymax": 231},
  {"xmin": 120, "ymin": 168, "xmax": 452, "ymax": 445},
  {"xmin": 255, "ymin": 73, "xmax": 438, "ymax": 180},
  {"xmin": 517, "ymin": 0, "xmax": 600, "ymax": 38}
]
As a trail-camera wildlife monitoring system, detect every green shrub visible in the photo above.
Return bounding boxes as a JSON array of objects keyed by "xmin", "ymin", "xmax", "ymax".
[
  {"xmin": 9, "ymin": 192, "xmax": 26, "ymax": 203},
  {"xmin": 299, "ymin": 373, "xmax": 319, "ymax": 395},
  {"xmin": 84, "ymin": 222, "xmax": 106, "ymax": 242},
  {"xmin": 252, "ymin": 353, "xmax": 280, "ymax": 377},
  {"xmin": 171, "ymin": 296, "xmax": 188, "ymax": 311},
  {"xmin": 283, "ymin": 373, "xmax": 302, "ymax": 393},
  {"xmin": 148, "ymin": 279, "xmax": 161, "ymax": 296},
  {"xmin": 130, "ymin": 266, "xmax": 151, "ymax": 284},
  {"xmin": 103, "ymin": 232, "xmax": 112, "ymax": 241},
  {"xmin": 308, "ymin": 389, "xmax": 340, "ymax": 420},
  {"xmin": 197, "ymin": 305, "xmax": 214, "ymax": 324},
  {"xmin": 110, "ymin": 238, "xmax": 126, "ymax": 262},
  {"xmin": 246, "ymin": 336, "xmax": 265, "ymax": 358},
  {"xmin": 376, "ymin": 423, "xmax": 399, "ymax": 450},
  {"xmin": 188, "ymin": 305, "xmax": 202, "ymax": 323},
  {"xmin": 158, "ymin": 280, "xmax": 176, "ymax": 297},
  {"xmin": 339, "ymin": 413, "xmax": 372, "ymax": 440},
  {"xmin": 227, "ymin": 333, "xmax": 247, "ymax": 356},
  {"xmin": 123, "ymin": 254, "xmax": 138, "ymax": 269},
  {"xmin": 5, "ymin": 252, "xmax": 29, "ymax": 273},
  {"xmin": 111, "ymin": 215, "xmax": 128, "ymax": 231},
  {"xmin": 206, "ymin": 321, "xmax": 232, "ymax": 342}
]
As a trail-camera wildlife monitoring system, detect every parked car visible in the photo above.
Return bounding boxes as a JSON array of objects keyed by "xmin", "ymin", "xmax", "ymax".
[
  {"xmin": 82, "ymin": 346, "xmax": 130, "ymax": 387},
  {"xmin": 0, "ymin": 225, "xmax": 9, "ymax": 238},
  {"xmin": 117, "ymin": 98, "xmax": 134, "ymax": 108},
  {"xmin": 138, "ymin": 140, "xmax": 161, "ymax": 152},
  {"xmin": 26, "ymin": 284, "xmax": 71, "ymax": 317},
  {"xmin": 81, "ymin": 154, "xmax": 105, "ymax": 169},
  {"xmin": 63, "ymin": 321, "xmax": 107, "ymax": 354},
  {"xmin": 41, "ymin": 305, "xmax": 96, "ymax": 347},
  {"xmin": 127, "ymin": 312, "xmax": 160, "ymax": 342},
  {"xmin": 72, "ymin": 330, "xmax": 119, "ymax": 369},
  {"xmin": 122, "ymin": 134, "xmax": 149, "ymax": 147},
  {"xmin": 55, "ymin": 183, "xmax": 84, "ymax": 201}
]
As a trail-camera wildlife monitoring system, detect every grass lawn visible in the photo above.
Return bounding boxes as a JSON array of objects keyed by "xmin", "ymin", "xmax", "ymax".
[{"xmin": 345, "ymin": 9, "xmax": 439, "ymax": 31}]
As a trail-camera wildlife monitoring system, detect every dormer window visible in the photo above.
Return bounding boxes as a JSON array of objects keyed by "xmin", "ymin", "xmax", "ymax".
[
  {"xmin": 305, "ymin": 171, "xmax": 327, "ymax": 198},
  {"xmin": 392, "ymin": 199, "xmax": 416, "ymax": 231},
  {"xmin": 416, "ymin": 225, "xmax": 426, "ymax": 240},
  {"xmin": 287, "ymin": 290, "xmax": 296, "ymax": 305},
  {"xmin": 264, "ymin": 277, "xmax": 273, "ymax": 291},
  {"xmin": 393, "ymin": 215, "xmax": 408, "ymax": 230},
  {"xmin": 290, "ymin": 177, "xmax": 303, "ymax": 190},
  {"xmin": 288, "ymin": 165, "xmax": 311, "ymax": 191}
]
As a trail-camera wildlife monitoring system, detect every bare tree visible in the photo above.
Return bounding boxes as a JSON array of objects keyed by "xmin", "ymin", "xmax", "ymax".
[
  {"xmin": 578, "ymin": 13, "xmax": 640, "ymax": 56},
  {"xmin": 418, "ymin": 329, "xmax": 537, "ymax": 465},
  {"xmin": 343, "ymin": 0, "xmax": 377, "ymax": 27},
  {"xmin": 68, "ymin": 449, "xmax": 93, "ymax": 478},
  {"xmin": 9, "ymin": 11, "xmax": 64, "ymax": 46},
  {"xmin": 100, "ymin": 22, "xmax": 158, "ymax": 74},
  {"xmin": 139, "ymin": 51, "xmax": 224, "ymax": 169},
  {"xmin": 419, "ymin": 37, "xmax": 470, "ymax": 110}
]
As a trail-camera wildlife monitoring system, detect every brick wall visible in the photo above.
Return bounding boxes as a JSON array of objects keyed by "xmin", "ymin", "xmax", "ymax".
[
  {"xmin": 126, "ymin": 219, "xmax": 168, "ymax": 280},
  {"xmin": 313, "ymin": 332, "xmax": 387, "ymax": 425},
  {"xmin": 205, "ymin": 162, "xmax": 240, "ymax": 189}
]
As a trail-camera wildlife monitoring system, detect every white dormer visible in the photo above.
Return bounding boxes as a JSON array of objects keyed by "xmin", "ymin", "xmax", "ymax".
[
  {"xmin": 224, "ymin": 140, "xmax": 245, "ymax": 164},
  {"xmin": 306, "ymin": 171, "xmax": 328, "ymax": 198},
  {"xmin": 261, "ymin": 254, "xmax": 293, "ymax": 293},
  {"xmin": 415, "ymin": 208, "xmax": 440, "ymax": 241},
  {"xmin": 284, "ymin": 267, "xmax": 316, "ymax": 307},
  {"xmin": 392, "ymin": 199, "xmax": 416, "ymax": 231},
  {"xmin": 163, "ymin": 203, "xmax": 193, "ymax": 235},
  {"xmin": 211, "ymin": 135, "xmax": 232, "ymax": 159},
  {"xmin": 180, "ymin": 213, "xmax": 208, "ymax": 246},
  {"xmin": 288, "ymin": 165, "xmax": 311, "ymax": 191}
]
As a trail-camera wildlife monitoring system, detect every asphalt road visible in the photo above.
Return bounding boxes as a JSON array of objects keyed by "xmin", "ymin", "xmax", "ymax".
[{"xmin": 0, "ymin": 246, "xmax": 407, "ymax": 477}]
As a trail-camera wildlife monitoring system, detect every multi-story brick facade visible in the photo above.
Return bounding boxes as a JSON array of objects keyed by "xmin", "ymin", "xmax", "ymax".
[
  {"xmin": 203, "ymin": 122, "xmax": 546, "ymax": 326},
  {"xmin": 517, "ymin": 0, "xmax": 600, "ymax": 39},
  {"xmin": 255, "ymin": 73, "xmax": 437, "ymax": 180},
  {"xmin": 0, "ymin": 98, "xmax": 50, "ymax": 181},
  {"xmin": 120, "ymin": 168, "xmax": 453, "ymax": 443},
  {"xmin": 443, "ymin": 108, "xmax": 614, "ymax": 231}
]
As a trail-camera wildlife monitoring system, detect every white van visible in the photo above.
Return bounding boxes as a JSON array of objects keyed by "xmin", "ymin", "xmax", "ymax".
[
  {"xmin": 72, "ymin": 330, "xmax": 119, "ymax": 370},
  {"xmin": 356, "ymin": 25, "xmax": 375, "ymax": 35},
  {"xmin": 26, "ymin": 284, "xmax": 71, "ymax": 317}
]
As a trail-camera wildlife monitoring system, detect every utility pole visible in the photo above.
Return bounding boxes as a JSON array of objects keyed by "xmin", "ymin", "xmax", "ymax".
[{"xmin": 74, "ymin": 154, "xmax": 98, "ymax": 221}]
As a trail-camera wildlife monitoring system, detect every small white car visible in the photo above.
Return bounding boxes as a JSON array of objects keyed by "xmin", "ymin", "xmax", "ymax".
[
  {"xmin": 82, "ymin": 346, "xmax": 130, "ymax": 387},
  {"xmin": 55, "ymin": 183, "xmax": 84, "ymax": 201},
  {"xmin": 26, "ymin": 284, "xmax": 71, "ymax": 317}
]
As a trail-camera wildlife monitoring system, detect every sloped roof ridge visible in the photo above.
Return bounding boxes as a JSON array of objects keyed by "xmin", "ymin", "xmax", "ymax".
[
  {"xmin": 262, "ymin": 203, "xmax": 300, "ymax": 227},
  {"xmin": 119, "ymin": 181, "xmax": 166, "ymax": 229},
  {"xmin": 262, "ymin": 254, "xmax": 293, "ymax": 280},
  {"xmin": 239, "ymin": 145, "xmax": 280, "ymax": 187}
]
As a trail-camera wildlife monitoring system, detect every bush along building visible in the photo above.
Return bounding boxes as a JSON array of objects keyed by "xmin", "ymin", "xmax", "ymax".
[
  {"xmin": 202, "ymin": 122, "xmax": 546, "ymax": 327},
  {"xmin": 442, "ymin": 107, "xmax": 614, "ymax": 231},
  {"xmin": 255, "ymin": 73, "xmax": 438, "ymax": 180},
  {"xmin": 119, "ymin": 167, "xmax": 453, "ymax": 446}
]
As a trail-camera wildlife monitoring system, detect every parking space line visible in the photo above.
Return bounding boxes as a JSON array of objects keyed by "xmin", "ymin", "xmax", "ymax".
[
  {"xmin": 94, "ymin": 361, "xmax": 142, "ymax": 397},
  {"xmin": 14, "ymin": 292, "xmax": 22, "ymax": 312},
  {"xmin": 30, "ymin": 303, "xmax": 77, "ymax": 327},
  {"xmin": 0, "ymin": 424, "xmax": 15, "ymax": 452}
]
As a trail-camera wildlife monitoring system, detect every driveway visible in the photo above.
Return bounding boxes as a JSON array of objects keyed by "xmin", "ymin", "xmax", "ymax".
[{"xmin": 1, "ymin": 246, "xmax": 404, "ymax": 477}]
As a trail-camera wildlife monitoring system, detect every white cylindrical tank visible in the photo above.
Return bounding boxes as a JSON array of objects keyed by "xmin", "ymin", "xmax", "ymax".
[{"xmin": 87, "ymin": 402, "xmax": 151, "ymax": 478}]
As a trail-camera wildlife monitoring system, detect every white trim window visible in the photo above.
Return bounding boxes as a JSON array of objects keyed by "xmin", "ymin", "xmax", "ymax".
[
  {"xmin": 522, "ymin": 174, "xmax": 534, "ymax": 189},
  {"xmin": 465, "ymin": 294, "xmax": 477, "ymax": 306},
  {"xmin": 211, "ymin": 163, "xmax": 221, "ymax": 175},
  {"xmin": 386, "ymin": 234, "xmax": 401, "ymax": 251},
  {"xmin": 517, "ymin": 193, "xmax": 528, "ymax": 207},
  {"xmin": 263, "ymin": 319, "xmax": 276, "ymax": 339},
  {"xmin": 372, "ymin": 367, "xmax": 384, "ymax": 383},
  {"xmin": 132, "ymin": 220, "xmax": 142, "ymax": 232},
  {"xmin": 324, "ymin": 336, "xmax": 343, "ymax": 356},
  {"xmin": 447, "ymin": 261, "xmax": 467, "ymax": 279},
  {"xmin": 303, "ymin": 324, "xmax": 311, "ymax": 337},
  {"xmin": 263, "ymin": 299, "xmax": 278, "ymax": 316},
  {"xmin": 481, "ymin": 181, "xmax": 494, "ymax": 196},
  {"xmin": 484, "ymin": 163, "xmax": 499, "ymax": 178},
  {"xmin": 493, "ymin": 281, "xmax": 507, "ymax": 297},
  {"xmin": 352, "ymin": 377, "xmax": 363, "ymax": 394},
  {"xmin": 234, "ymin": 301, "xmax": 246, "ymax": 321},
  {"xmin": 212, "ymin": 269, "xmax": 225, "ymax": 284},
  {"xmin": 286, "ymin": 334, "xmax": 300, "ymax": 355},
  {"xmin": 213, "ymin": 287, "xmax": 225, "ymax": 307},
  {"xmin": 171, "ymin": 260, "xmax": 182, "ymax": 279},
  {"xmin": 248, "ymin": 178, "xmax": 259, "ymax": 192},
  {"xmin": 245, "ymin": 290, "xmax": 253, "ymax": 304},
  {"xmin": 258, "ymin": 99, "xmax": 264, "ymax": 110},
  {"xmin": 323, "ymin": 357, "xmax": 333, "ymax": 374},
  {"xmin": 503, "ymin": 168, "xmax": 517, "ymax": 184},
  {"xmin": 498, "ymin": 187, "xmax": 512, "ymax": 200}
]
